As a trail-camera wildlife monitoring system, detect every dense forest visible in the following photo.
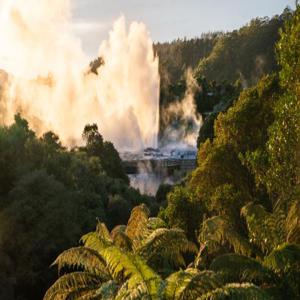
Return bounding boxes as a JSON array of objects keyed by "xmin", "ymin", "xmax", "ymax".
[
  {"xmin": 157, "ymin": 8, "xmax": 293, "ymax": 142},
  {"xmin": 0, "ymin": 120, "xmax": 160, "ymax": 299},
  {"xmin": 0, "ymin": 5, "xmax": 299, "ymax": 300}
]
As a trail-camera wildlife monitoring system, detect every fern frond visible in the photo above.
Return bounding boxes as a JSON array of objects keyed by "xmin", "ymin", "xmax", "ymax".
[
  {"xmin": 111, "ymin": 225, "xmax": 132, "ymax": 251},
  {"xmin": 125, "ymin": 204, "xmax": 150, "ymax": 249},
  {"xmin": 115, "ymin": 280, "xmax": 155, "ymax": 300},
  {"xmin": 165, "ymin": 269, "xmax": 223, "ymax": 300},
  {"xmin": 43, "ymin": 272, "xmax": 102, "ymax": 300},
  {"xmin": 198, "ymin": 282, "xmax": 271, "ymax": 300},
  {"xmin": 264, "ymin": 243, "xmax": 300, "ymax": 272},
  {"xmin": 138, "ymin": 228, "xmax": 197, "ymax": 268},
  {"xmin": 111, "ymin": 225, "xmax": 127, "ymax": 238},
  {"xmin": 68, "ymin": 280, "xmax": 118, "ymax": 300},
  {"xmin": 199, "ymin": 216, "xmax": 252, "ymax": 256},
  {"xmin": 100, "ymin": 246, "xmax": 163, "ymax": 299},
  {"xmin": 210, "ymin": 253, "xmax": 275, "ymax": 284},
  {"xmin": 241, "ymin": 203, "xmax": 285, "ymax": 253},
  {"xmin": 147, "ymin": 217, "xmax": 168, "ymax": 231},
  {"xmin": 95, "ymin": 280, "xmax": 118, "ymax": 300},
  {"xmin": 81, "ymin": 231, "xmax": 113, "ymax": 253},
  {"xmin": 286, "ymin": 201, "xmax": 300, "ymax": 243},
  {"xmin": 52, "ymin": 247, "xmax": 109, "ymax": 278},
  {"xmin": 95, "ymin": 222, "xmax": 112, "ymax": 243}
]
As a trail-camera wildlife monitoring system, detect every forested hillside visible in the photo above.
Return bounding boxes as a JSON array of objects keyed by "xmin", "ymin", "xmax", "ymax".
[
  {"xmin": 156, "ymin": 8, "xmax": 292, "ymax": 88},
  {"xmin": 0, "ymin": 120, "xmax": 158, "ymax": 299},
  {"xmin": 45, "ymin": 5, "xmax": 300, "ymax": 300},
  {"xmin": 157, "ymin": 9, "xmax": 292, "ymax": 143}
]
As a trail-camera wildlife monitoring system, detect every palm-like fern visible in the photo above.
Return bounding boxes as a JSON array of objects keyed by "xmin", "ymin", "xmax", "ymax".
[
  {"xmin": 264, "ymin": 243, "xmax": 300, "ymax": 273},
  {"xmin": 199, "ymin": 216, "xmax": 252, "ymax": 256},
  {"xmin": 165, "ymin": 269, "xmax": 223, "ymax": 300},
  {"xmin": 209, "ymin": 254, "xmax": 275, "ymax": 284},
  {"xmin": 53, "ymin": 246, "xmax": 109, "ymax": 277},
  {"xmin": 241, "ymin": 202, "xmax": 300, "ymax": 254},
  {"xmin": 164, "ymin": 268, "xmax": 270, "ymax": 300},
  {"xmin": 125, "ymin": 204, "xmax": 150, "ymax": 250},
  {"xmin": 198, "ymin": 283, "xmax": 271, "ymax": 300},
  {"xmin": 138, "ymin": 228, "xmax": 197, "ymax": 268},
  {"xmin": 44, "ymin": 205, "xmax": 197, "ymax": 299},
  {"xmin": 241, "ymin": 203, "xmax": 286, "ymax": 253},
  {"xmin": 100, "ymin": 245, "xmax": 164, "ymax": 299},
  {"xmin": 45, "ymin": 198, "xmax": 299, "ymax": 300},
  {"xmin": 286, "ymin": 200, "xmax": 300, "ymax": 243},
  {"xmin": 44, "ymin": 272, "xmax": 106, "ymax": 300}
]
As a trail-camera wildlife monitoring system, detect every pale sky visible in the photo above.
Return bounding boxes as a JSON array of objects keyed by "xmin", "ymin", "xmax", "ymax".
[{"xmin": 71, "ymin": 0, "xmax": 296, "ymax": 58}]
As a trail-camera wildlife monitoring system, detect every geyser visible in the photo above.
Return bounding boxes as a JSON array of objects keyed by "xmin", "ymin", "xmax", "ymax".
[{"xmin": 0, "ymin": 0, "xmax": 160, "ymax": 151}]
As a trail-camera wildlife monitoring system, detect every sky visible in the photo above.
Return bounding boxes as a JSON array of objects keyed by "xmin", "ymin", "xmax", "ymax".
[{"xmin": 71, "ymin": 0, "xmax": 296, "ymax": 58}]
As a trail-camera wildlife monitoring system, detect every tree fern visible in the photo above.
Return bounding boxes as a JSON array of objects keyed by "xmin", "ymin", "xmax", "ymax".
[
  {"xmin": 286, "ymin": 200, "xmax": 300, "ymax": 243},
  {"xmin": 80, "ymin": 231, "xmax": 112, "ymax": 253},
  {"xmin": 147, "ymin": 217, "xmax": 168, "ymax": 231},
  {"xmin": 198, "ymin": 282, "xmax": 271, "ymax": 300},
  {"xmin": 165, "ymin": 269, "xmax": 223, "ymax": 300},
  {"xmin": 241, "ymin": 203, "xmax": 285, "ymax": 253},
  {"xmin": 111, "ymin": 225, "xmax": 132, "ymax": 251},
  {"xmin": 125, "ymin": 204, "xmax": 150, "ymax": 250},
  {"xmin": 264, "ymin": 243, "xmax": 300, "ymax": 273},
  {"xmin": 199, "ymin": 216, "xmax": 252, "ymax": 256},
  {"xmin": 95, "ymin": 222, "xmax": 112, "ymax": 242},
  {"xmin": 43, "ymin": 272, "xmax": 103, "ymax": 300},
  {"xmin": 100, "ymin": 245, "xmax": 164, "ymax": 299},
  {"xmin": 209, "ymin": 253, "xmax": 275, "ymax": 284},
  {"xmin": 138, "ymin": 228, "xmax": 197, "ymax": 268},
  {"xmin": 52, "ymin": 247, "xmax": 109, "ymax": 278},
  {"xmin": 91, "ymin": 280, "xmax": 118, "ymax": 300}
]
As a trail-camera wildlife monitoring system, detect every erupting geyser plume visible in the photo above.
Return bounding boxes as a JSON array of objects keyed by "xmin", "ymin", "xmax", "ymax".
[{"xmin": 0, "ymin": 0, "xmax": 160, "ymax": 151}]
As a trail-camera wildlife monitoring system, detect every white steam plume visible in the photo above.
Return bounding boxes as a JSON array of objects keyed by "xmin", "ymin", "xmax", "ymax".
[
  {"xmin": 161, "ymin": 69, "xmax": 202, "ymax": 149},
  {"xmin": 0, "ymin": 0, "xmax": 160, "ymax": 151}
]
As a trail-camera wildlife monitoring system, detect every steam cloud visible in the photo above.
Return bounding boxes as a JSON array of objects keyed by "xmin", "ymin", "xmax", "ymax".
[
  {"xmin": 161, "ymin": 69, "xmax": 202, "ymax": 149},
  {"xmin": 0, "ymin": 0, "xmax": 160, "ymax": 151}
]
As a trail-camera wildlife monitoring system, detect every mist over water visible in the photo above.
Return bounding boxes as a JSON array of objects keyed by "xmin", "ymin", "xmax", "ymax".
[{"xmin": 0, "ymin": 0, "xmax": 160, "ymax": 151}]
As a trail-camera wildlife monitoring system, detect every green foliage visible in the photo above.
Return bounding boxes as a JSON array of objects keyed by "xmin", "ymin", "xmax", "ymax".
[
  {"xmin": 241, "ymin": 203, "xmax": 286, "ymax": 253},
  {"xmin": 161, "ymin": 186, "xmax": 205, "ymax": 238},
  {"xmin": 44, "ymin": 272, "xmax": 104, "ymax": 300},
  {"xmin": 158, "ymin": 8, "xmax": 300, "ymax": 299},
  {"xmin": 165, "ymin": 269, "xmax": 223, "ymax": 300},
  {"xmin": 125, "ymin": 204, "xmax": 150, "ymax": 249},
  {"xmin": 45, "ymin": 205, "xmax": 198, "ymax": 299},
  {"xmin": 82, "ymin": 123, "xmax": 129, "ymax": 184},
  {"xmin": 264, "ymin": 5, "xmax": 300, "ymax": 206},
  {"xmin": 195, "ymin": 14, "xmax": 287, "ymax": 86},
  {"xmin": 199, "ymin": 216, "xmax": 252, "ymax": 257},
  {"xmin": 155, "ymin": 33, "xmax": 220, "ymax": 86},
  {"xmin": 264, "ymin": 243, "xmax": 300, "ymax": 298},
  {"xmin": 53, "ymin": 247, "xmax": 108, "ymax": 277},
  {"xmin": 264, "ymin": 243, "xmax": 300, "ymax": 273},
  {"xmin": 190, "ymin": 142, "xmax": 252, "ymax": 203},
  {"xmin": 286, "ymin": 200, "xmax": 300, "ymax": 243},
  {"xmin": 214, "ymin": 74, "xmax": 279, "ymax": 153},
  {"xmin": 0, "ymin": 116, "xmax": 153, "ymax": 299},
  {"xmin": 210, "ymin": 254, "xmax": 275, "ymax": 284},
  {"xmin": 138, "ymin": 228, "xmax": 197, "ymax": 269},
  {"xmin": 198, "ymin": 283, "xmax": 271, "ymax": 300}
]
